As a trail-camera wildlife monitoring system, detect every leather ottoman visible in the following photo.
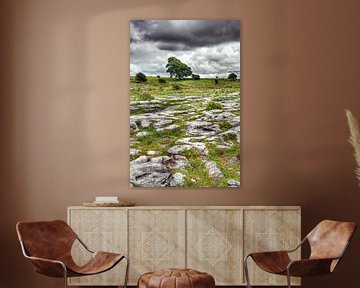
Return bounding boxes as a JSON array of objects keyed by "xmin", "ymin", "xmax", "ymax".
[{"xmin": 138, "ymin": 268, "xmax": 215, "ymax": 288}]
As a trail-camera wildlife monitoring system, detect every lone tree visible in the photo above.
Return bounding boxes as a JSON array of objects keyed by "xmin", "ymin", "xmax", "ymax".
[
  {"xmin": 166, "ymin": 57, "xmax": 192, "ymax": 79},
  {"xmin": 228, "ymin": 73, "xmax": 238, "ymax": 81},
  {"xmin": 192, "ymin": 74, "xmax": 200, "ymax": 80},
  {"xmin": 135, "ymin": 72, "xmax": 147, "ymax": 82}
]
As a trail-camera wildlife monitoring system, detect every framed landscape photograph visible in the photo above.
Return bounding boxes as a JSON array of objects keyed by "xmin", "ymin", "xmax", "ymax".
[{"xmin": 130, "ymin": 20, "xmax": 240, "ymax": 187}]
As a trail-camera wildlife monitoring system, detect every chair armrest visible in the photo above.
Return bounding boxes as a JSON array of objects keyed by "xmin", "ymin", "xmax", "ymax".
[
  {"xmin": 287, "ymin": 258, "xmax": 336, "ymax": 277},
  {"xmin": 285, "ymin": 237, "xmax": 307, "ymax": 253}
]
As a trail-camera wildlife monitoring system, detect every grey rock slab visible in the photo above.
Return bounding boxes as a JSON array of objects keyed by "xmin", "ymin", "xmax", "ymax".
[
  {"xmin": 168, "ymin": 144, "xmax": 193, "ymax": 155},
  {"xmin": 229, "ymin": 155, "xmax": 240, "ymax": 163},
  {"xmin": 154, "ymin": 119, "xmax": 173, "ymax": 127},
  {"xmin": 227, "ymin": 180, "xmax": 240, "ymax": 187},
  {"xmin": 136, "ymin": 131, "xmax": 149, "ymax": 138},
  {"xmin": 129, "ymin": 154, "xmax": 189, "ymax": 187},
  {"xmin": 134, "ymin": 172, "xmax": 171, "ymax": 187},
  {"xmin": 186, "ymin": 120, "xmax": 221, "ymax": 136},
  {"xmin": 131, "ymin": 155, "xmax": 148, "ymax": 165},
  {"xmin": 163, "ymin": 105, "xmax": 181, "ymax": 112},
  {"xmin": 151, "ymin": 156, "xmax": 171, "ymax": 163},
  {"xmin": 156, "ymin": 124, "xmax": 180, "ymax": 132},
  {"xmin": 130, "ymin": 156, "xmax": 170, "ymax": 187},
  {"xmin": 176, "ymin": 136, "xmax": 206, "ymax": 144},
  {"xmin": 219, "ymin": 125, "xmax": 240, "ymax": 143},
  {"xmin": 216, "ymin": 144, "xmax": 233, "ymax": 149},
  {"xmin": 205, "ymin": 136, "xmax": 219, "ymax": 142},
  {"xmin": 165, "ymin": 155, "xmax": 189, "ymax": 170},
  {"xmin": 130, "ymin": 121, "xmax": 138, "ymax": 131},
  {"xmin": 204, "ymin": 160, "xmax": 223, "ymax": 180},
  {"xmin": 169, "ymin": 172, "xmax": 185, "ymax": 187},
  {"xmin": 168, "ymin": 142, "xmax": 208, "ymax": 155},
  {"xmin": 141, "ymin": 119, "xmax": 151, "ymax": 128},
  {"xmin": 130, "ymin": 149, "xmax": 140, "ymax": 156},
  {"xmin": 131, "ymin": 99, "xmax": 162, "ymax": 105},
  {"xmin": 164, "ymin": 124, "xmax": 179, "ymax": 130}
]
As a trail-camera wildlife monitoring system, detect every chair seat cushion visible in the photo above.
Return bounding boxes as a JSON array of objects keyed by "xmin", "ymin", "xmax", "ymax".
[{"xmin": 138, "ymin": 268, "xmax": 215, "ymax": 288}]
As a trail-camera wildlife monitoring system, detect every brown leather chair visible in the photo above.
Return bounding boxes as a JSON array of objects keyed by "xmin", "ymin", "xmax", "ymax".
[
  {"xmin": 16, "ymin": 220, "xmax": 129, "ymax": 288},
  {"xmin": 244, "ymin": 220, "xmax": 356, "ymax": 288}
]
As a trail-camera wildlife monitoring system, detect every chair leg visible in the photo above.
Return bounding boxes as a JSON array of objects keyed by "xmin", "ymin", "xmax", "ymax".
[
  {"xmin": 244, "ymin": 255, "xmax": 252, "ymax": 288},
  {"xmin": 123, "ymin": 255, "xmax": 130, "ymax": 288},
  {"xmin": 286, "ymin": 269, "xmax": 291, "ymax": 288},
  {"xmin": 62, "ymin": 265, "xmax": 68, "ymax": 288}
]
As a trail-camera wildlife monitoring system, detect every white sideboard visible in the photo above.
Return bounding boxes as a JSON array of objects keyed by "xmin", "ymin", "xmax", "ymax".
[{"xmin": 67, "ymin": 206, "xmax": 301, "ymax": 286}]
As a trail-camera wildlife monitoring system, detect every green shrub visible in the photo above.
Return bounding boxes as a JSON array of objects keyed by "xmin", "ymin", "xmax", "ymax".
[
  {"xmin": 219, "ymin": 120, "xmax": 232, "ymax": 131},
  {"xmin": 158, "ymin": 78, "xmax": 166, "ymax": 84},
  {"xmin": 138, "ymin": 92, "xmax": 154, "ymax": 101},
  {"xmin": 135, "ymin": 72, "xmax": 147, "ymax": 83},
  {"xmin": 172, "ymin": 84, "xmax": 182, "ymax": 90},
  {"xmin": 206, "ymin": 101, "xmax": 222, "ymax": 110}
]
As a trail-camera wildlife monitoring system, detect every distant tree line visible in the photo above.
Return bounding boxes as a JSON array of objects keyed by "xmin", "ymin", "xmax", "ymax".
[{"xmin": 134, "ymin": 56, "xmax": 238, "ymax": 82}]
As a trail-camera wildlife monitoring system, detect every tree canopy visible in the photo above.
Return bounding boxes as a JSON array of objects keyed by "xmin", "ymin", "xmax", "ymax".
[
  {"xmin": 192, "ymin": 74, "xmax": 200, "ymax": 80},
  {"xmin": 166, "ymin": 57, "xmax": 192, "ymax": 79},
  {"xmin": 228, "ymin": 73, "xmax": 238, "ymax": 81}
]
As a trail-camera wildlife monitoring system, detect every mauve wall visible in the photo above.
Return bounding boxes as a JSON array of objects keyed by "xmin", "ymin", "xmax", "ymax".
[{"xmin": 1, "ymin": 0, "xmax": 360, "ymax": 287}]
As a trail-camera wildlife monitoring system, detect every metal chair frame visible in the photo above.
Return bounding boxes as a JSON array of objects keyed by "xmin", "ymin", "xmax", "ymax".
[{"xmin": 19, "ymin": 234, "xmax": 129, "ymax": 288}]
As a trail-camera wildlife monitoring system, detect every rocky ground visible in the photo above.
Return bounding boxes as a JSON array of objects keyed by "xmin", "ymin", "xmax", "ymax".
[{"xmin": 130, "ymin": 93, "xmax": 240, "ymax": 187}]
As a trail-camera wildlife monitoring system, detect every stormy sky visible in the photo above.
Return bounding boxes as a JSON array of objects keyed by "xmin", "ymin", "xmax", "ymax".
[{"xmin": 130, "ymin": 20, "xmax": 240, "ymax": 78}]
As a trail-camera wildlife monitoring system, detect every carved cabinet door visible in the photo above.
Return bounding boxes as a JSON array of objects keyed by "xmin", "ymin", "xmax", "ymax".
[
  {"xmin": 68, "ymin": 208, "xmax": 128, "ymax": 286},
  {"xmin": 186, "ymin": 209, "xmax": 243, "ymax": 285},
  {"xmin": 128, "ymin": 209, "xmax": 186, "ymax": 284},
  {"xmin": 243, "ymin": 209, "xmax": 301, "ymax": 286}
]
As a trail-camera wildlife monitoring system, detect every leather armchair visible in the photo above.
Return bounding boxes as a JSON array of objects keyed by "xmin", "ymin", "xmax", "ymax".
[
  {"xmin": 244, "ymin": 220, "xmax": 356, "ymax": 288},
  {"xmin": 16, "ymin": 220, "xmax": 129, "ymax": 288}
]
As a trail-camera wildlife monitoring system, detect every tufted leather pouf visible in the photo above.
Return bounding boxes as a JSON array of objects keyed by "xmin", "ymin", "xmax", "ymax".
[{"xmin": 138, "ymin": 268, "xmax": 215, "ymax": 288}]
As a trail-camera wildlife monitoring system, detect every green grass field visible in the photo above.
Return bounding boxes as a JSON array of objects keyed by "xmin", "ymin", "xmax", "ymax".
[{"xmin": 130, "ymin": 76, "xmax": 240, "ymax": 100}]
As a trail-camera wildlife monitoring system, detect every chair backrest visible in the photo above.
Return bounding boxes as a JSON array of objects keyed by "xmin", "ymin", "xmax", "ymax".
[
  {"xmin": 307, "ymin": 220, "xmax": 356, "ymax": 261},
  {"xmin": 16, "ymin": 220, "xmax": 77, "ymax": 261}
]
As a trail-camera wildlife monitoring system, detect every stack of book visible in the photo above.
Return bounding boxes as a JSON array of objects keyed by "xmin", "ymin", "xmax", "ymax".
[{"xmin": 93, "ymin": 196, "xmax": 119, "ymax": 204}]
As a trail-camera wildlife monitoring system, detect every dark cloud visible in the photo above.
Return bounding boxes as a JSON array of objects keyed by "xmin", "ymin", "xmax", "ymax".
[
  {"xmin": 130, "ymin": 20, "xmax": 240, "ymax": 77},
  {"xmin": 131, "ymin": 20, "xmax": 240, "ymax": 50}
]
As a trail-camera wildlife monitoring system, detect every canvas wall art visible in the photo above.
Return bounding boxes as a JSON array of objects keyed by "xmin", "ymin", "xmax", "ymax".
[{"xmin": 130, "ymin": 20, "xmax": 240, "ymax": 187}]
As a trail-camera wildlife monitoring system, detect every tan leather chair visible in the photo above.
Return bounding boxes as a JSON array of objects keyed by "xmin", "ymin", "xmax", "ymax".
[
  {"xmin": 16, "ymin": 220, "xmax": 129, "ymax": 288},
  {"xmin": 244, "ymin": 220, "xmax": 356, "ymax": 288}
]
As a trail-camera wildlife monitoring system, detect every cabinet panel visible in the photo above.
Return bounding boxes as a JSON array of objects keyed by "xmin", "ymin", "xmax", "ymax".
[
  {"xmin": 68, "ymin": 209, "xmax": 127, "ymax": 286},
  {"xmin": 128, "ymin": 209, "xmax": 186, "ymax": 284},
  {"xmin": 244, "ymin": 209, "xmax": 301, "ymax": 286},
  {"xmin": 187, "ymin": 209, "xmax": 243, "ymax": 285}
]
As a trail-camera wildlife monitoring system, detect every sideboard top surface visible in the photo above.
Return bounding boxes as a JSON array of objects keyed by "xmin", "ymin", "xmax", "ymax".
[{"xmin": 68, "ymin": 206, "xmax": 301, "ymax": 210}]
